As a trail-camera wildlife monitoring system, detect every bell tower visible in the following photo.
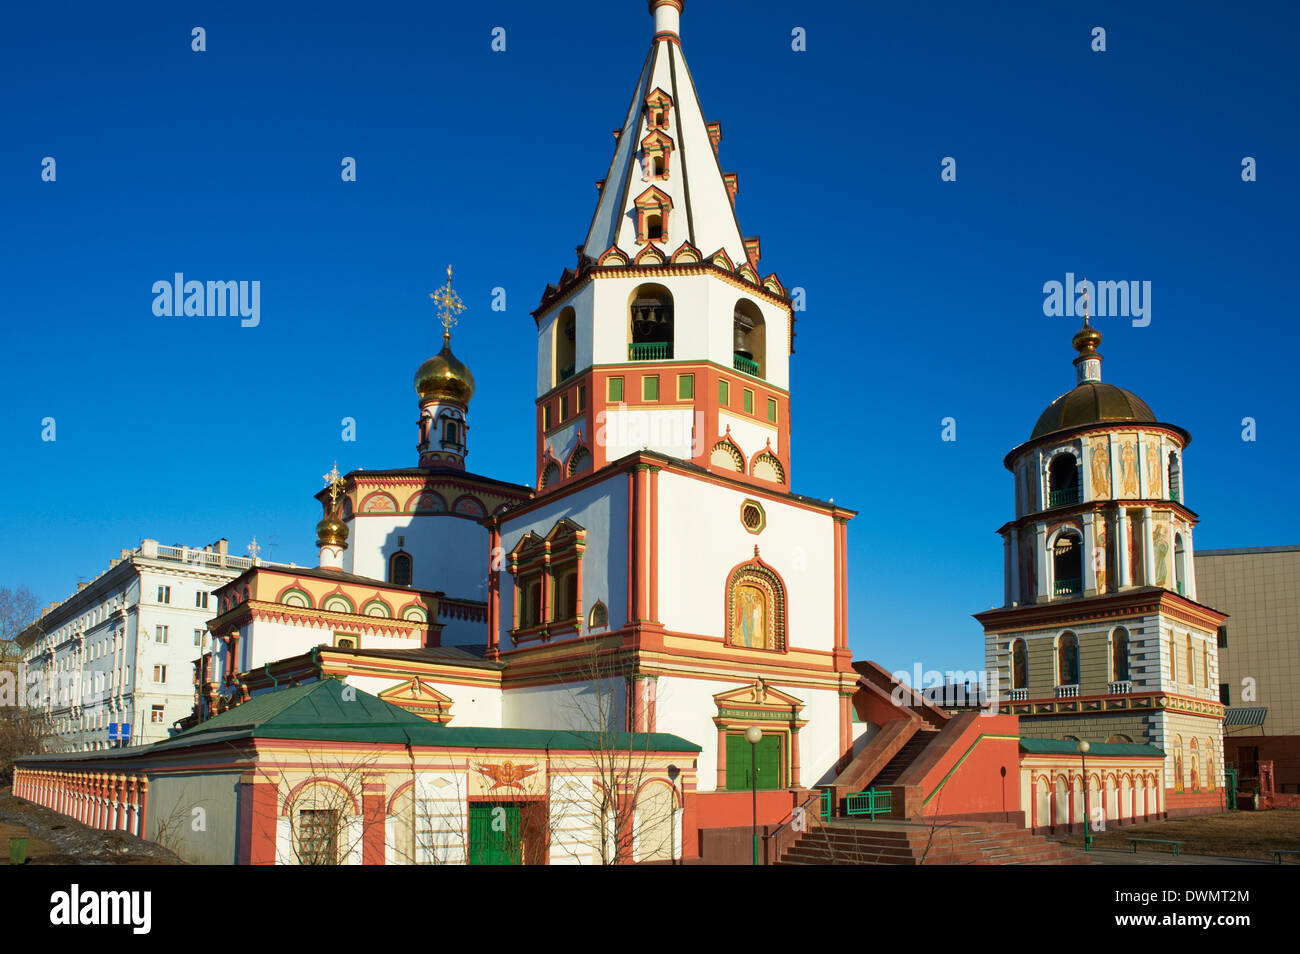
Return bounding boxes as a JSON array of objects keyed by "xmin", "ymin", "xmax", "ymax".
[{"xmin": 528, "ymin": 0, "xmax": 795, "ymax": 495}]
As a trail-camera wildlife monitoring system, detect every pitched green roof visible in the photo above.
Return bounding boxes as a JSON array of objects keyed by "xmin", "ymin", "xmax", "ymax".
[
  {"xmin": 15, "ymin": 678, "xmax": 700, "ymax": 763},
  {"xmin": 1019, "ymin": 738, "xmax": 1165, "ymax": 758}
]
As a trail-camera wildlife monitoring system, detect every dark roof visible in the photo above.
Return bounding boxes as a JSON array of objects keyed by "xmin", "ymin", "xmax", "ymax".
[
  {"xmin": 1030, "ymin": 381, "xmax": 1157, "ymax": 441},
  {"xmin": 1196, "ymin": 546, "xmax": 1300, "ymax": 557},
  {"xmin": 15, "ymin": 680, "xmax": 700, "ymax": 763},
  {"xmin": 1019, "ymin": 738, "xmax": 1165, "ymax": 758},
  {"xmin": 335, "ymin": 466, "xmax": 533, "ymax": 496},
  {"xmin": 1224, "ymin": 706, "xmax": 1268, "ymax": 727},
  {"xmin": 326, "ymin": 644, "xmax": 505, "ymax": 671}
]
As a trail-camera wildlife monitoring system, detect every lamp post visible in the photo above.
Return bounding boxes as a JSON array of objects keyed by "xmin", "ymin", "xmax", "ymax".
[
  {"xmin": 1077, "ymin": 740, "xmax": 1092, "ymax": 851},
  {"xmin": 746, "ymin": 725, "xmax": 763, "ymax": 865}
]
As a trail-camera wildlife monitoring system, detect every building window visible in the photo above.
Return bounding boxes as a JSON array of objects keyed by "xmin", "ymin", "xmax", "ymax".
[
  {"xmin": 194, "ymin": 628, "xmax": 204, "ymax": 647},
  {"xmin": 560, "ymin": 394, "xmax": 570, "ymax": 421},
  {"xmin": 196, "ymin": 591, "xmax": 209, "ymax": 609},
  {"xmin": 1169, "ymin": 634, "xmax": 1177, "ymax": 682},
  {"xmin": 1112, "ymin": 627, "xmax": 1130, "ymax": 682},
  {"xmin": 1047, "ymin": 453, "xmax": 1080, "ymax": 507},
  {"xmin": 334, "ymin": 634, "xmax": 358, "ymax": 649},
  {"xmin": 1012, "ymin": 639, "xmax": 1028, "ymax": 690},
  {"xmin": 1219, "ymin": 683, "xmax": 1231, "ymax": 706},
  {"xmin": 740, "ymin": 500, "xmax": 766, "ymax": 534},
  {"xmin": 443, "ymin": 419, "xmax": 459, "ymax": 445},
  {"xmin": 150, "ymin": 705, "xmax": 165, "ymax": 724},
  {"xmin": 554, "ymin": 306, "xmax": 577, "ymax": 385},
  {"xmin": 608, "ymin": 376, "xmax": 624, "ymax": 402},
  {"xmin": 542, "ymin": 404, "xmax": 552, "ymax": 430},
  {"xmin": 1217, "ymin": 625, "xmax": 1228, "ymax": 648},
  {"xmin": 1186, "ymin": 637, "xmax": 1195, "ymax": 688},
  {"xmin": 588, "ymin": 601, "xmax": 608, "ymax": 631},
  {"xmin": 677, "ymin": 374, "xmax": 694, "ymax": 400},
  {"xmin": 577, "ymin": 385, "xmax": 586, "ymax": 413},
  {"xmin": 390, "ymin": 552, "xmax": 413, "ymax": 586},
  {"xmin": 719, "ymin": 379, "xmax": 730, "ymax": 405},
  {"xmin": 1052, "ymin": 532, "xmax": 1083, "ymax": 596},
  {"xmin": 153, "ymin": 664, "xmax": 167, "ymax": 684},
  {"xmin": 743, "ymin": 389, "xmax": 754, "ymax": 414},
  {"xmin": 643, "ymin": 375, "xmax": 659, "ymax": 401},
  {"xmin": 507, "ymin": 519, "xmax": 586, "ymax": 640},
  {"xmin": 725, "ymin": 560, "xmax": 786, "ymax": 652},
  {"xmin": 1057, "ymin": 632, "xmax": 1079, "ymax": 686},
  {"xmin": 157, "ymin": 585, "xmax": 171, "ymax": 604},
  {"xmin": 767, "ymin": 398, "xmax": 778, "ymax": 423},
  {"xmin": 155, "ymin": 625, "xmax": 169, "ymax": 644},
  {"xmin": 628, "ymin": 283, "xmax": 673, "ymax": 359},
  {"xmin": 297, "ymin": 809, "xmax": 340, "ymax": 866}
]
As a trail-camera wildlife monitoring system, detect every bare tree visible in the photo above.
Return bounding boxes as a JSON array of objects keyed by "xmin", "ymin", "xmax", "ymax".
[{"xmin": 1, "ymin": 585, "xmax": 55, "ymax": 785}]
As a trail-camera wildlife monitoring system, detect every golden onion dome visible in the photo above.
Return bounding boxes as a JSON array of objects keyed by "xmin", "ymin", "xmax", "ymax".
[
  {"xmin": 315, "ymin": 514, "xmax": 349, "ymax": 550},
  {"xmin": 414, "ymin": 333, "xmax": 476, "ymax": 405},
  {"xmin": 1072, "ymin": 322, "xmax": 1103, "ymax": 357}
]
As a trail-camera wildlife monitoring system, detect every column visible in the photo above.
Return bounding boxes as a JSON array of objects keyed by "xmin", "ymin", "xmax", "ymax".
[
  {"xmin": 1080, "ymin": 440, "xmax": 1093, "ymax": 502},
  {"xmin": 1082, "ymin": 511, "xmax": 1097, "ymax": 595},
  {"xmin": 626, "ymin": 470, "xmax": 638, "ymax": 623},
  {"xmin": 1136, "ymin": 435, "xmax": 1148, "ymax": 498},
  {"xmin": 1116, "ymin": 507, "xmax": 1131, "ymax": 587},
  {"xmin": 1035, "ymin": 521, "xmax": 1049, "ymax": 603},
  {"xmin": 1141, "ymin": 507, "xmax": 1155, "ymax": 587},
  {"xmin": 647, "ymin": 466, "xmax": 659, "ymax": 622},
  {"xmin": 635, "ymin": 465, "xmax": 650, "ymax": 620},
  {"xmin": 1009, "ymin": 526, "xmax": 1021, "ymax": 605},
  {"xmin": 1183, "ymin": 530, "xmax": 1197, "ymax": 600},
  {"xmin": 116, "ymin": 776, "xmax": 128, "ymax": 831},
  {"xmin": 715, "ymin": 725, "xmax": 727, "ymax": 790},
  {"xmin": 1003, "ymin": 534, "xmax": 1013, "ymax": 606},
  {"xmin": 236, "ymin": 771, "xmax": 280, "ymax": 865},
  {"xmin": 486, "ymin": 520, "xmax": 501, "ymax": 659},
  {"xmin": 126, "ymin": 776, "xmax": 139, "ymax": 836},
  {"xmin": 362, "ymin": 774, "xmax": 386, "ymax": 866},
  {"xmin": 138, "ymin": 777, "xmax": 149, "ymax": 839}
]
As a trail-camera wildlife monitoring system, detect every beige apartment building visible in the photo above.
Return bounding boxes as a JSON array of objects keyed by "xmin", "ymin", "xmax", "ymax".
[{"xmin": 1194, "ymin": 546, "xmax": 1300, "ymax": 793}]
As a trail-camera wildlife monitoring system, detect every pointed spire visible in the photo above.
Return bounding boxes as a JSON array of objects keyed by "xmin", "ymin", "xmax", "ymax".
[
  {"xmin": 1071, "ymin": 278, "xmax": 1103, "ymax": 385},
  {"xmin": 583, "ymin": 1, "xmax": 747, "ymax": 265}
]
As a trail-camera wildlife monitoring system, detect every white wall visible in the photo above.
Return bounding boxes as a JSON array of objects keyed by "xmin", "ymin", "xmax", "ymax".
[
  {"xmin": 655, "ymin": 471, "xmax": 836, "ymax": 650},
  {"xmin": 346, "ymin": 513, "xmax": 489, "ymax": 603}
]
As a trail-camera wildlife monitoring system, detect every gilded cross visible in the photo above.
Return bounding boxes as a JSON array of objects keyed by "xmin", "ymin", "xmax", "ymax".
[
  {"xmin": 1081, "ymin": 277, "xmax": 1091, "ymax": 323},
  {"xmin": 322, "ymin": 461, "xmax": 345, "ymax": 511},
  {"xmin": 429, "ymin": 264, "xmax": 466, "ymax": 337},
  {"xmin": 248, "ymin": 536, "xmax": 261, "ymax": 560}
]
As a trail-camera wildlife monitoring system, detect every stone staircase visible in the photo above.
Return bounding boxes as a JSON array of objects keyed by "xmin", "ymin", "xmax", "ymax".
[
  {"xmin": 778, "ymin": 820, "xmax": 1091, "ymax": 866},
  {"xmin": 870, "ymin": 728, "xmax": 940, "ymax": 788}
]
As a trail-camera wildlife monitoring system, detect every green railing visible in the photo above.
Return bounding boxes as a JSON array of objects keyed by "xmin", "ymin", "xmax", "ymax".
[
  {"xmin": 628, "ymin": 341, "xmax": 671, "ymax": 361},
  {"xmin": 1169, "ymin": 490, "xmax": 1181, "ymax": 504},
  {"xmin": 845, "ymin": 788, "xmax": 892, "ymax": 819},
  {"xmin": 558, "ymin": 364, "xmax": 575, "ymax": 382},
  {"xmin": 1054, "ymin": 577, "xmax": 1082, "ymax": 597},
  {"xmin": 819, "ymin": 789, "xmax": 832, "ymax": 821},
  {"xmin": 1049, "ymin": 486, "xmax": 1081, "ymax": 507},
  {"xmin": 733, "ymin": 353, "xmax": 759, "ymax": 376}
]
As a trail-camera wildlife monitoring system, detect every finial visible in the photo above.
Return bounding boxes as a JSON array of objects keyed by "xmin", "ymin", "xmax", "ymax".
[
  {"xmin": 322, "ymin": 461, "xmax": 346, "ymax": 514},
  {"xmin": 429, "ymin": 264, "xmax": 466, "ymax": 342},
  {"xmin": 1071, "ymin": 277, "xmax": 1103, "ymax": 384},
  {"xmin": 248, "ymin": 536, "xmax": 261, "ymax": 562}
]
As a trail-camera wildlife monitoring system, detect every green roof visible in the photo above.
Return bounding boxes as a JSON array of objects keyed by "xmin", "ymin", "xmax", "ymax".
[
  {"xmin": 15, "ymin": 679, "xmax": 700, "ymax": 764},
  {"xmin": 1019, "ymin": 737, "xmax": 1165, "ymax": 758}
]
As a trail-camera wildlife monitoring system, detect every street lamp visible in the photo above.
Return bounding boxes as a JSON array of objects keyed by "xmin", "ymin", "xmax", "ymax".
[
  {"xmin": 1077, "ymin": 740, "xmax": 1092, "ymax": 851},
  {"xmin": 746, "ymin": 725, "xmax": 763, "ymax": 865}
]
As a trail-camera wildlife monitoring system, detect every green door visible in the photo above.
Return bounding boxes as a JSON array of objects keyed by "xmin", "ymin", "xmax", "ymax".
[
  {"xmin": 726, "ymin": 733, "xmax": 783, "ymax": 790},
  {"xmin": 468, "ymin": 802, "xmax": 522, "ymax": 865}
]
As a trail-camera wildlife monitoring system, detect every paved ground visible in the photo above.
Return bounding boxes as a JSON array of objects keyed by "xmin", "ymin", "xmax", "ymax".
[{"xmin": 1078, "ymin": 846, "xmax": 1267, "ymax": 866}]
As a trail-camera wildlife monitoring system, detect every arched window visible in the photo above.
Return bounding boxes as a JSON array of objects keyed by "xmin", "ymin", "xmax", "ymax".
[
  {"xmin": 732, "ymin": 299, "xmax": 766, "ymax": 378},
  {"xmin": 1052, "ymin": 532, "xmax": 1083, "ymax": 596},
  {"xmin": 539, "ymin": 461, "xmax": 561, "ymax": 489},
  {"xmin": 588, "ymin": 601, "xmax": 608, "ymax": 632},
  {"xmin": 1189, "ymin": 738, "xmax": 1200, "ymax": 791},
  {"xmin": 1173, "ymin": 735, "xmax": 1185, "ymax": 792},
  {"xmin": 1012, "ymin": 639, "xmax": 1028, "ymax": 690},
  {"xmin": 554, "ymin": 307, "xmax": 576, "ymax": 384},
  {"xmin": 751, "ymin": 452, "xmax": 785, "ymax": 485},
  {"xmin": 567, "ymin": 445, "xmax": 591, "ymax": 476},
  {"xmin": 711, "ymin": 440, "xmax": 744, "ymax": 472},
  {"xmin": 1174, "ymin": 533, "xmax": 1186, "ymax": 595},
  {"xmin": 1048, "ymin": 454, "xmax": 1080, "ymax": 506},
  {"xmin": 389, "ymin": 553, "xmax": 412, "ymax": 587},
  {"xmin": 628, "ymin": 284, "xmax": 673, "ymax": 360},
  {"xmin": 1112, "ymin": 627, "xmax": 1130, "ymax": 682},
  {"xmin": 442, "ymin": 419, "xmax": 460, "ymax": 447},
  {"xmin": 1167, "ymin": 451, "xmax": 1181, "ymax": 502},
  {"xmin": 726, "ymin": 561, "xmax": 786, "ymax": 652},
  {"xmin": 1186, "ymin": 635, "xmax": 1195, "ymax": 688},
  {"xmin": 1107, "ymin": 734, "xmax": 1134, "ymax": 743},
  {"xmin": 1057, "ymin": 632, "xmax": 1079, "ymax": 686}
]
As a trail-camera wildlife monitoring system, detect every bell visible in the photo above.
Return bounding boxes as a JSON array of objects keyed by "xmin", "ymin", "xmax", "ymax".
[{"xmin": 733, "ymin": 312, "xmax": 753, "ymax": 358}]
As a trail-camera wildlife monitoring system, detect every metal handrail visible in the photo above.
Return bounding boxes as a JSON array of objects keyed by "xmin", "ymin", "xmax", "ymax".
[{"xmin": 766, "ymin": 789, "xmax": 825, "ymax": 864}]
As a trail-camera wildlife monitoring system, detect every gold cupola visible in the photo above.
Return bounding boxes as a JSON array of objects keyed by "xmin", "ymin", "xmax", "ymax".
[
  {"xmin": 317, "ymin": 462, "xmax": 349, "ymax": 569},
  {"xmin": 414, "ymin": 332, "xmax": 476, "ymax": 406}
]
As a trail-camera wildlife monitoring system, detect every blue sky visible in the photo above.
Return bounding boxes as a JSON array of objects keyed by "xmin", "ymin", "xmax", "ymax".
[{"xmin": 2, "ymin": 1, "xmax": 1296, "ymax": 674}]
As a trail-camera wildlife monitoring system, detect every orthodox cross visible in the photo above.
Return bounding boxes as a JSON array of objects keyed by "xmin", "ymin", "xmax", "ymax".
[
  {"xmin": 248, "ymin": 536, "xmax": 261, "ymax": 561},
  {"xmin": 429, "ymin": 264, "xmax": 466, "ymax": 338},
  {"xmin": 322, "ymin": 461, "xmax": 345, "ymax": 512},
  {"xmin": 1081, "ymin": 277, "xmax": 1091, "ymax": 324}
]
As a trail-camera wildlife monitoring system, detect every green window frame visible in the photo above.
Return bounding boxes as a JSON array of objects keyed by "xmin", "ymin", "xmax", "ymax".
[
  {"xmin": 743, "ymin": 389, "xmax": 754, "ymax": 414},
  {"xmin": 677, "ymin": 373, "xmax": 694, "ymax": 400},
  {"xmin": 643, "ymin": 375, "xmax": 659, "ymax": 401},
  {"xmin": 608, "ymin": 376, "xmax": 624, "ymax": 402},
  {"xmin": 767, "ymin": 397, "xmax": 777, "ymax": 423},
  {"xmin": 719, "ymin": 379, "xmax": 730, "ymax": 405}
]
